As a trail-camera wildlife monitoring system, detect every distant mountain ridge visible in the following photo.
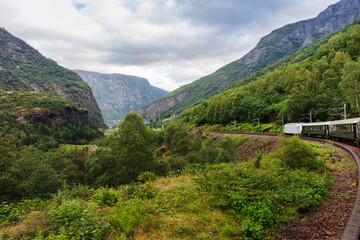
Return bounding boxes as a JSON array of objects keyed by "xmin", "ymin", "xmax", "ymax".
[
  {"xmin": 0, "ymin": 28, "xmax": 105, "ymax": 128},
  {"xmin": 136, "ymin": 0, "xmax": 360, "ymax": 122},
  {"xmin": 74, "ymin": 70, "xmax": 168, "ymax": 126}
]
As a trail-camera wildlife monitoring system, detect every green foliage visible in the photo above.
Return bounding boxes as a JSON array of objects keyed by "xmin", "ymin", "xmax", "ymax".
[
  {"xmin": 274, "ymin": 136, "xmax": 324, "ymax": 171},
  {"xmin": 146, "ymin": 15, "xmax": 350, "ymax": 124},
  {"xmin": 137, "ymin": 171, "xmax": 158, "ymax": 183},
  {"xmin": 181, "ymin": 23, "xmax": 360, "ymax": 124},
  {"xmin": 0, "ymin": 139, "xmax": 63, "ymax": 201},
  {"xmin": 86, "ymin": 113, "xmax": 156, "ymax": 187},
  {"xmin": 0, "ymin": 91, "xmax": 74, "ymax": 112},
  {"xmin": 49, "ymin": 199, "xmax": 109, "ymax": 239},
  {"xmin": 93, "ymin": 188, "xmax": 119, "ymax": 207},
  {"xmin": 46, "ymin": 148, "xmax": 88, "ymax": 186},
  {"xmin": 108, "ymin": 202, "xmax": 143, "ymax": 237},
  {"xmin": 0, "ymin": 28, "xmax": 105, "ymax": 127},
  {"xmin": 339, "ymin": 60, "xmax": 360, "ymax": 115},
  {"xmin": 52, "ymin": 184, "xmax": 94, "ymax": 202},
  {"xmin": 0, "ymin": 203, "xmax": 19, "ymax": 226},
  {"xmin": 197, "ymin": 138, "xmax": 330, "ymax": 239},
  {"xmin": 164, "ymin": 121, "xmax": 191, "ymax": 156}
]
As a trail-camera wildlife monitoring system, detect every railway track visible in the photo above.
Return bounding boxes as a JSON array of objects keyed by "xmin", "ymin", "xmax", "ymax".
[{"xmin": 205, "ymin": 131, "xmax": 360, "ymax": 239}]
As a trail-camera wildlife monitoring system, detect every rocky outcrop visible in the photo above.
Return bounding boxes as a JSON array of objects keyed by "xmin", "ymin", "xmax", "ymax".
[
  {"xmin": 238, "ymin": 0, "xmax": 360, "ymax": 68},
  {"xmin": 136, "ymin": 0, "xmax": 360, "ymax": 122},
  {"xmin": 135, "ymin": 88, "xmax": 192, "ymax": 121},
  {"xmin": 13, "ymin": 106, "xmax": 90, "ymax": 125},
  {"xmin": 74, "ymin": 70, "xmax": 168, "ymax": 125},
  {"xmin": 0, "ymin": 28, "xmax": 105, "ymax": 128}
]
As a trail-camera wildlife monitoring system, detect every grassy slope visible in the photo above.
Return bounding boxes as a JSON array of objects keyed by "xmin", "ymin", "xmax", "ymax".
[
  {"xmin": 0, "ymin": 90, "xmax": 74, "ymax": 113},
  {"xmin": 0, "ymin": 136, "xmax": 348, "ymax": 240}
]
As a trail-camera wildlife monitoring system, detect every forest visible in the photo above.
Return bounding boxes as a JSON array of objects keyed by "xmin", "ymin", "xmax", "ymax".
[{"xmin": 0, "ymin": 111, "xmax": 341, "ymax": 239}]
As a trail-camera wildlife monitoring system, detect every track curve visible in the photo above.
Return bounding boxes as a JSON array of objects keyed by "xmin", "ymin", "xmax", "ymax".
[{"xmin": 204, "ymin": 131, "xmax": 360, "ymax": 239}]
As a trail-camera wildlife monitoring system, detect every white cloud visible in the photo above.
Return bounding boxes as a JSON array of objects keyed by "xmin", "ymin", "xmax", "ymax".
[{"xmin": 0, "ymin": 0, "xmax": 339, "ymax": 91}]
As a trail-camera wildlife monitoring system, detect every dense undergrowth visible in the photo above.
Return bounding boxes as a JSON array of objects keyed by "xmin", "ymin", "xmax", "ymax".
[
  {"xmin": 0, "ymin": 134, "xmax": 335, "ymax": 239},
  {"xmin": 194, "ymin": 122, "xmax": 283, "ymax": 134}
]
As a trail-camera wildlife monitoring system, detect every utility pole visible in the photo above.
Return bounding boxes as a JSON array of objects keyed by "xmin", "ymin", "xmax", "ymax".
[
  {"xmin": 300, "ymin": 112, "xmax": 312, "ymax": 123},
  {"xmin": 328, "ymin": 105, "xmax": 347, "ymax": 120}
]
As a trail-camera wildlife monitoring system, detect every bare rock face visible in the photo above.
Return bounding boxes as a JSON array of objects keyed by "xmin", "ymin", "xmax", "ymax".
[
  {"xmin": 135, "ymin": 89, "xmax": 192, "ymax": 121},
  {"xmin": 74, "ymin": 70, "xmax": 168, "ymax": 126},
  {"xmin": 136, "ymin": 0, "xmax": 360, "ymax": 123},
  {"xmin": 239, "ymin": 0, "xmax": 360, "ymax": 68},
  {"xmin": 13, "ymin": 106, "xmax": 90, "ymax": 125}
]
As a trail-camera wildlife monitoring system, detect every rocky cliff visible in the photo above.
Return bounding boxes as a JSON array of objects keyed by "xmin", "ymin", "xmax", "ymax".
[
  {"xmin": 136, "ymin": 0, "xmax": 360, "ymax": 122},
  {"xmin": 0, "ymin": 90, "xmax": 91, "ymax": 125},
  {"xmin": 0, "ymin": 28, "xmax": 105, "ymax": 128},
  {"xmin": 74, "ymin": 70, "xmax": 168, "ymax": 126}
]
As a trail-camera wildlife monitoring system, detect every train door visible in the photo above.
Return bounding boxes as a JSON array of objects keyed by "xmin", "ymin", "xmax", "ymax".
[{"xmin": 357, "ymin": 123, "xmax": 360, "ymax": 140}]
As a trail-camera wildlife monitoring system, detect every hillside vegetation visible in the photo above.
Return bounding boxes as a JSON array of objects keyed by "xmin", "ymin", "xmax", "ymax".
[
  {"xmin": 136, "ymin": 0, "xmax": 360, "ymax": 122},
  {"xmin": 0, "ymin": 112, "xmax": 340, "ymax": 239},
  {"xmin": 0, "ymin": 28, "xmax": 105, "ymax": 128},
  {"xmin": 181, "ymin": 19, "xmax": 360, "ymax": 125}
]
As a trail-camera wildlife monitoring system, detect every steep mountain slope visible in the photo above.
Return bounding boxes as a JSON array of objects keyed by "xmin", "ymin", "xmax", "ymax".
[
  {"xmin": 0, "ymin": 28, "xmax": 105, "ymax": 128},
  {"xmin": 74, "ymin": 70, "xmax": 168, "ymax": 125},
  {"xmin": 180, "ymin": 18, "xmax": 360, "ymax": 125},
  {"xmin": 136, "ymin": 0, "xmax": 360, "ymax": 122}
]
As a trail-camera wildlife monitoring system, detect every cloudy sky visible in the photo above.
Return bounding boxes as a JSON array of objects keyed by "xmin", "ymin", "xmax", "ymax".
[{"xmin": 0, "ymin": 0, "xmax": 339, "ymax": 91}]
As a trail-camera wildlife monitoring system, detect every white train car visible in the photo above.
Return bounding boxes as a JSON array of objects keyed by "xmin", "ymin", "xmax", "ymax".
[{"xmin": 283, "ymin": 123, "xmax": 303, "ymax": 135}]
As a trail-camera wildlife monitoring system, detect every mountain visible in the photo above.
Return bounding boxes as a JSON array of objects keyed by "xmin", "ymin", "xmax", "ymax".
[
  {"xmin": 181, "ymin": 18, "xmax": 360, "ymax": 125},
  {"xmin": 0, "ymin": 28, "xmax": 105, "ymax": 128},
  {"xmin": 136, "ymin": 0, "xmax": 360, "ymax": 122},
  {"xmin": 74, "ymin": 70, "xmax": 168, "ymax": 126}
]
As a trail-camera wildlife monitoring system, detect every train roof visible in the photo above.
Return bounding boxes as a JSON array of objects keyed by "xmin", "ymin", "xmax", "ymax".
[
  {"xmin": 301, "ymin": 122, "xmax": 330, "ymax": 126},
  {"xmin": 284, "ymin": 123, "xmax": 303, "ymax": 126},
  {"xmin": 329, "ymin": 118, "xmax": 360, "ymax": 125}
]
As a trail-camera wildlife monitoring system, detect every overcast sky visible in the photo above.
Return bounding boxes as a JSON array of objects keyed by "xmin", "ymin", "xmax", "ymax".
[{"xmin": 0, "ymin": 0, "xmax": 339, "ymax": 91}]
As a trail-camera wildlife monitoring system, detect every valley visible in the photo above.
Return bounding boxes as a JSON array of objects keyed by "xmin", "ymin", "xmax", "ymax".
[{"xmin": 1, "ymin": 0, "xmax": 360, "ymax": 239}]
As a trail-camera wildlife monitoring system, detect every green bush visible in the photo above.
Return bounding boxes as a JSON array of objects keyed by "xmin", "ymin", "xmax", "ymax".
[
  {"xmin": 215, "ymin": 150, "xmax": 234, "ymax": 163},
  {"xmin": 196, "ymin": 137, "xmax": 331, "ymax": 239},
  {"xmin": 168, "ymin": 156, "xmax": 189, "ymax": 171},
  {"xmin": 137, "ymin": 171, "xmax": 158, "ymax": 183},
  {"xmin": 49, "ymin": 199, "xmax": 109, "ymax": 239},
  {"xmin": 52, "ymin": 184, "xmax": 94, "ymax": 202},
  {"xmin": 0, "ymin": 203, "xmax": 19, "ymax": 226},
  {"xmin": 93, "ymin": 188, "xmax": 119, "ymax": 207},
  {"xmin": 275, "ymin": 136, "xmax": 324, "ymax": 171}
]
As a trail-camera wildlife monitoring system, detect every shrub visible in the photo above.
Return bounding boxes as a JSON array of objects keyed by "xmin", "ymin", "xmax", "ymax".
[
  {"xmin": 275, "ymin": 136, "xmax": 323, "ymax": 171},
  {"xmin": 93, "ymin": 188, "xmax": 119, "ymax": 207},
  {"xmin": 0, "ymin": 203, "xmax": 19, "ymax": 226},
  {"xmin": 108, "ymin": 203, "xmax": 143, "ymax": 237},
  {"xmin": 168, "ymin": 156, "xmax": 189, "ymax": 171},
  {"xmin": 52, "ymin": 184, "xmax": 94, "ymax": 202},
  {"xmin": 49, "ymin": 199, "xmax": 109, "ymax": 239},
  {"xmin": 215, "ymin": 150, "xmax": 234, "ymax": 163},
  {"xmin": 137, "ymin": 171, "xmax": 158, "ymax": 183}
]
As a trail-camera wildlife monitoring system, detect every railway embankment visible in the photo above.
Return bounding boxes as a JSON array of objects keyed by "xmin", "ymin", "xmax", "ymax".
[{"xmin": 208, "ymin": 132, "xmax": 359, "ymax": 239}]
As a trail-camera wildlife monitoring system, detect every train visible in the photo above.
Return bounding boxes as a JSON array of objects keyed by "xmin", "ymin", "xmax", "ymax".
[{"xmin": 283, "ymin": 118, "xmax": 360, "ymax": 145}]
